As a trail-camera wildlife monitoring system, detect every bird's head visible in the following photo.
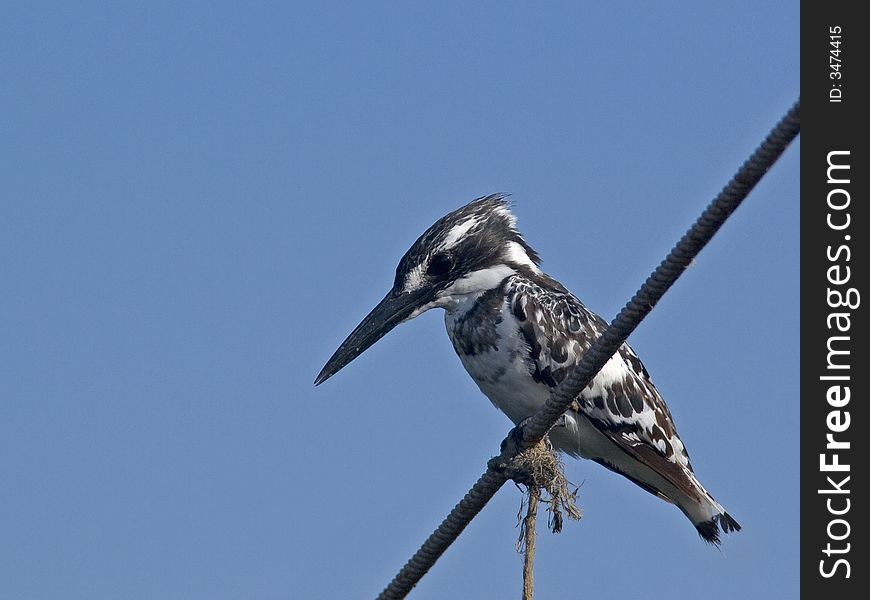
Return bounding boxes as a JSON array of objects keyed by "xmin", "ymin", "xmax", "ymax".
[{"xmin": 315, "ymin": 193, "xmax": 541, "ymax": 385}]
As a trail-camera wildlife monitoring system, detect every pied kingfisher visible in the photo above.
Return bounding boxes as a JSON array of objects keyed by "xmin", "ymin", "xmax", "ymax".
[{"xmin": 315, "ymin": 194, "xmax": 741, "ymax": 545}]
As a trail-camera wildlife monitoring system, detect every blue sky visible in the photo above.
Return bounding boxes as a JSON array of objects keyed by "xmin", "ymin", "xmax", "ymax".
[{"xmin": 2, "ymin": 3, "xmax": 798, "ymax": 599}]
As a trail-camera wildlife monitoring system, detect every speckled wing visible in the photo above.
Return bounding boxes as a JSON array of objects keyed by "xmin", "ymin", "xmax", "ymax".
[{"xmin": 506, "ymin": 275, "xmax": 695, "ymax": 476}]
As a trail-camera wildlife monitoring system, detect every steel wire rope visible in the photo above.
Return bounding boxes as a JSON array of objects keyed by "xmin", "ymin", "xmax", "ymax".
[{"xmin": 377, "ymin": 98, "xmax": 800, "ymax": 600}]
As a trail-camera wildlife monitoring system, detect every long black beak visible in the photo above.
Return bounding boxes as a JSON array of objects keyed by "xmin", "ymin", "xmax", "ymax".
[{"xmin": 314, "ymin": 288, "xmax": 431, "ymax": 385}]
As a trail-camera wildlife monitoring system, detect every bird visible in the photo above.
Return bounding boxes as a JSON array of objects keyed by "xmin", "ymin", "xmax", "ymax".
[{"xmin": 315, "ymin": 194, "xmax": 741, "ymax": 545}]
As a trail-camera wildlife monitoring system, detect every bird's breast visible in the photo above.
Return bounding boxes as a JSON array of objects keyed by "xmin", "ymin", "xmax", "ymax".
[{"xmin": 445, "ymin": 295, "xmax": 550, "ymax": 424}]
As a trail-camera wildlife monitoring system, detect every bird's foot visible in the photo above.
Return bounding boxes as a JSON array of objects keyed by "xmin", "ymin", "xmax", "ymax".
[{"xmin": 499, "ymin": 414, "xmax": 568, "ymax": 453}]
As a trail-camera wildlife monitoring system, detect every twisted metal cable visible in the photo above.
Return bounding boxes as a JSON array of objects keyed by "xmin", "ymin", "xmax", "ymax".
[{"xmin": 377, "ymin": 98, "xmax": 800, "ymax": 600}]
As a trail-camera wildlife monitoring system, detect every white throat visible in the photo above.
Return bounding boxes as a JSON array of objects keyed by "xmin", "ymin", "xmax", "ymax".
[{"xmin": 438, "ymin": 264, "xmax": 516, "ymax": 311}]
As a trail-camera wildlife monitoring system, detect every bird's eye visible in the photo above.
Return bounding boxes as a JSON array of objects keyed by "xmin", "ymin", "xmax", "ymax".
[{"xmin": 426, "ymin": 253, "xmax": 454, "ymax": 277}]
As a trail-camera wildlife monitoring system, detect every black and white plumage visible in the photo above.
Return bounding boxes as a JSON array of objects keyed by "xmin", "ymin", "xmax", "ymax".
[{"xmin": 316, "ymin": 194, "xmax": 740, "ymax": 545}]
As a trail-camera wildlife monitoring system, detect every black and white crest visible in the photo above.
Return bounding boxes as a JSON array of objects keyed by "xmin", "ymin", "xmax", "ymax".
[
  {"xmin": 393, "ymin": 194, "xmax": 541, "ymax": 296},
  {"xmin": 317, "ymin": 194, "xmax": 741, "ymax": 545}
]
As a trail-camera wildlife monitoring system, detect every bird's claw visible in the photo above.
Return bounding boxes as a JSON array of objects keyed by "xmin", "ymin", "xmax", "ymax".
[{"xmin": 506, "ymin": 414, "xmax": 569, "ymax": 449}]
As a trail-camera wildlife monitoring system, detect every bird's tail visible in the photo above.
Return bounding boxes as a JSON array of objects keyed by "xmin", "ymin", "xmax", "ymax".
[
  {"xmin": 682, "ymin": 480, "xmax": 741, "ymax": 546},
  {"xmin": 694, "ymin": 510, "xmax": 741, "ymax": 545}
]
